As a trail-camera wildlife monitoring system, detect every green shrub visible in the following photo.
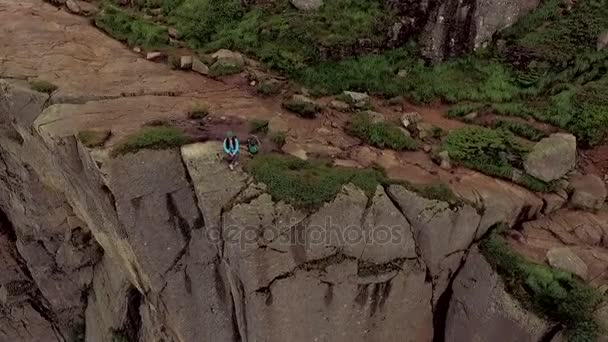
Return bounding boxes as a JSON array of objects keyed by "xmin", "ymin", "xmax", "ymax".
[
  {"xmin": 247, "ymin": 154, "xmax": 387, "ymax": 208},
  {"xmin": 249, "ymin": 119, "xmax": 269, "ymax": 134},
  {"xmin": 77, "ymin": 129, "xmax": 111, "ymax": 148},
  {"xmin": 111, "ymin": 126, "xmax": 188, "ymax": 156},
  {"xmin": 208, "ymin": 62, "xmax": 244, "ymax": 77},
  {"xmin": 405, "ymin": 182, "xmax": 464, "ymax": 208},
  {"xmin": 188, "ymin": 104, "xmax": 209, "ymax": 119},
  {"xmin": 256, "ymin": 80, "xmax": 281, "ymax": 95},
  {"xmin": 442, "ymin": 127, "xmax": 552, "ymax": 192},
  {"xmin": 69, "ymin": 323, "xmax": 85, "ymax": 342},
  {"xmin": 168, "ymin": 55, "xmax": 181, "ymax": 69},
  {"xmin": 348, "ymin": 113, "xmax": 419, "ymax": 151},
  {"xmin": 494, "ymin": 120, "xmax": 546, "ymax": 141},
  {"xmin": 270, "ymin": 131, "xmax": 287, "ymax": 148},
  {"xmin": 29, "ymin": 80, "xmax": 58, "ymax": 94},
  {"xmin": 95, "ymin": 4, "xmax": 169, "ymax": 48},
  {"xmin": 481, "ymin": 231, "xmax": 602, "ymax": 341},
  {"xmin": 447, "ymin": 103, "xmax": 485, "ymax": 119},
  {"xmin": 282, "ymin": 99, "xmax": 322, "ymax": 118}
]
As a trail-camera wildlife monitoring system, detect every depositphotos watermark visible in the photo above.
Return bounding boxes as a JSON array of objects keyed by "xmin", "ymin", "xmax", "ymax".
[{"xmin": 207, "ymin": 217, "xmax": 408, "ymax": 250}]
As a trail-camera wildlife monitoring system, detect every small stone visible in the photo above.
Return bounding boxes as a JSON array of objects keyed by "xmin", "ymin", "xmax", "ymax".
[
  {"xmin": 250, "ymin": 81, "xmax": 256, "ymax": 86},
  {"xmin": 399, "ymin": 128, "xmax": 411, "ymax": 138},
  {"xmin": 417, "ymin": 122, "xmax": 434, "ymax": 140},
  {"xmin": 342, "ymin": 91, "xmax": 370, "ymax": 109},
  {"xmin": 133, "ymin": 47, "xmax": 142, "ymax": 53},
  {"xmin": 290, "ymin": 0, "xmax": 323, "ymax": 11},
  {"xmin": 180, "ymin": 56, "xmax": 193, "ymax": 69},
  {"xmin": 397, "ymin": 69, "xmax": 408, "ymax": 78},
  {"xmin": 331, "ymin": 122, "xmax": 339, "ymax": 128},
  {"xmin": 329, "ymin": 100, "xmax": 350, "ymax": 112},
  {"xmin": 597, "ymin": 31, "xmax": 608, "ymax": 51},
  {"xmin": 423, "ymin": 145, "xmax": 432, "ymax": 153},
  {"xmin": 146, "ymin": 52, "xmax": 163, "ymax": 60},
  {"xmin": 401, "ymin": 112, "xmax": 421, "ymax": 128},
  {"xmin": 438, "ymin": 150, "xmax": 451, "ymax": 170},
  {"xmin": 168, "ymin": 27, "xmax": 180, "ymax": 39},
  {"xmin": 464, "ymin": 112, "xmax": 478, "ymax": 121},
  {"xmin": 569, "ymin": 174, "xmax": 607, "ymax": 211},
  {"xmin": 191, "ymin": 58, "xmax": 209, "ymax": 75},
  {"xmin": 511, "ymin": 169, "xmax": 524, "ymax": 183},
  {"xmin": 65, "ymin": 0, "xmax": 80, "ymax": 13},
  {"xmin": 546, "ymin": 247, "xmax": 588, "ymax": 279}
]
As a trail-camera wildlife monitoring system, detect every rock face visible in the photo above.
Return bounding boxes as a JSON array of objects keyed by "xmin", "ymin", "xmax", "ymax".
[
  {"xmin": 524, "ymin": 133, "xmax": 576, "ymax": 182},
  {"xmin": 570, "ymin": 174, "xmax": 607, "ymax": 211},
  {"xmin": 445, "ymin": 248, "xmax": 550, "ymax": 341},
  {"xmin": 546, "ymin": 247, "xmax": 588, "ymax": 279},
  {"xmin": 421, "ymin": 0, "xmax": 540, "ymax": 62}
]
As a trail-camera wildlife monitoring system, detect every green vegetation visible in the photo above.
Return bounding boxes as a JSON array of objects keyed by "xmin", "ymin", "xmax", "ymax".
[
  {"xmin": 256, "ymin": 80, "xmax": 281, "ymax": 95},
  {"xmin": 69, "ymin": 323, "xmax": 85, "ymax": 342},
  {"xmin": 95, "ymin": 4, "xmax": 169, "ymax": 48},
  {"xmin": 481, "ymin": 230, "xmax": 602, "ymax": 342},
  {"xmin": 111, "ymin": 126, "xmax": 188, "ymax": 156},
  {"xmin": 404, "ymin": 182, "xmax": 464, "ymax": 208},
  {"xmin": 248, "ymin": 153, "xmax": 387, "ymax": 208},
  {"xmin": 249, "ymin": 118, "xmax": 269, "ymax": 134},
  {"xmin": 77, "ymin": 129, "xmax": 111, "ymax": 148},
  {"xmin": 29, "ymin": 80, "xmax": 58, "ymax": 94},
  {"xmin": 442, "ymin": 127, "xmax": 552, "ymax": 192},
  {"xmin": 208, "ymin": 61, "xmax": 244, "ymax": 77},
  {"xmin": 270, "ymin": 131, "xmax": 287, "ymax": 148},
  {"xmin": 187, "ymin": 104, "xmax": 209, "ymax": 119},
  {"xmin": 494, "ymin": 120, "xmax": 546, "ymax": 141},
  {"xmin": 348, "ymin": 112, "xmax": 419, "ymax": 151},
  {"xmin": 282, "ymin": 98, "xmax": 322, "ymax": 118}
]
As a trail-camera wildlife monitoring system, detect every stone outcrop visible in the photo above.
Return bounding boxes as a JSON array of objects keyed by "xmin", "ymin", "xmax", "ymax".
[
  {"xmin": 445, "ymin": 248, "xmax": 551, "ymax": 341},
  {"xmin": 569, "ymin": 174, "xmax": 607, "ymax": 211},
  {"xmin": 524, "ymin": 133, "xmax": 577, "ymax": 182}
]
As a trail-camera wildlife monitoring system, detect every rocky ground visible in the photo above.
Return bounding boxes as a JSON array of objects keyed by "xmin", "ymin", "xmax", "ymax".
[{"xmin": 0, "ymin": 0, "xmax": 607, "ymax": 341}]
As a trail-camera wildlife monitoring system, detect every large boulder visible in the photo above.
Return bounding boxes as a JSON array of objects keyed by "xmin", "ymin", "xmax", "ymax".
[
  {"xmin": 445, "ymin": 248, "xmax": 550, "ymax": 341},
  {"xmin": 524, "ymin": 133, "xmax": 576, "ymax": 182},
  {"xmin": 569, "ymin": 174, "xmax": 606, "ymax": 211},
  {"xmin": 290, "ymin": 0, "xmax": 323, "ymax": 11}
]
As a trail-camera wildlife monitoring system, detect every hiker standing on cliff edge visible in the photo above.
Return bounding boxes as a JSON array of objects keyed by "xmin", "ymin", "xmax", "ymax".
[{"xmin": 223, "ymin": 131, "xmax": 240, "ymax": 170}]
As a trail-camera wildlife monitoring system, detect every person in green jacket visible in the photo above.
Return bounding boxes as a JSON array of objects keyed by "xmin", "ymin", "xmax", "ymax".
[{"xmin": 247, "ymin": 135, "xmax": 261, "ymax": 156}]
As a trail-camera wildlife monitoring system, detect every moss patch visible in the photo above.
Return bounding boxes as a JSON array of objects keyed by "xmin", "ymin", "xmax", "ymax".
[
  {"xmin": 77, "ymin": 129, "xmax": 111, "ymax": 148},
  {"xmin": 481, "ymin": 230, "xmax": 602, "ymax": 342},
  {"xmin": 111, "ymin": 126, "xmax": 188, "ymax": 156},
  {"xmin": 29, "ymin": 80, "xmax": 58, "ymax": 94},
  {"xmin": 282, "ymin": 99, "xmax": 322, "ymax": 118},
  {"xmin": 348, "ymin": 112, "xmax": 419, "ymax": 151},
  {"xmin": 188, "ymin": 104, "xmax": 209, "ymax": 119},
  {"xmin": 247, "ymin": 153, "xmax": 387, "ymax": 208},
  {"xmin": 95, "ymin": 4, "xmax": 169, "ymax": 48},
  {"xmin": 249, "ymin": 119, "xmax": 269, "ymax": 134}
]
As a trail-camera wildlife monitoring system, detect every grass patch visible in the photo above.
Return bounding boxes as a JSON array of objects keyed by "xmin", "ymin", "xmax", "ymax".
[
  {"xmin": 187, "ymin": 104, "xmax": 209, "ymax": 119},
  {"xmin": 282, "ymin": 99, "xmax": 322, "ymax": 118},
  {"xmin": 404, "ymin": 182, "xmax": 464, "ymax": 209},
  {"xmin": 29, "ymin": 80, "xmax": 58, "ymax": 94},
  {"xmin": 208, "ymin": 61, "xmax": 244, "ymax": 77},
  {"xmin": 256, "ymin": 80, "xmax": 282, "ymax": 95},
  {"xmin": 480, "ymin": 230, "xmax": 602, "ymax": 342},
  {"xmin": 270, "ymin": 131, "xmax": 287, "ymax": 148},
  {"xmin": 77, "ymin": 129, "xmax": 111, "ymax": 148},
  {"xmin": 95, "ymin": 4, "xmax": 169, "ymax": 49},
  {"xmin": 494, "ymin": 120, "xmax": 546, "ymax": 141},
  {"xmin": 111, "ymin": 126, "xmax": 188, "ymax": 157},
  {"xmin": 442, "ymin": 127, "xmax": 552, "ymax": 192},
  {"xmin": 447, "ymin": 103, "xmax": 485, "ymax": 119},
  {"xmin": 348, "ymin": 112, "xmax": 419, "ymax": 151},
  {"xmin": 249, "ymin": 119, "xmax": 269, "ymax": 134},
  {"xmin": 247, "ymin": 153, "xmax": 388, "ymax": 208}
]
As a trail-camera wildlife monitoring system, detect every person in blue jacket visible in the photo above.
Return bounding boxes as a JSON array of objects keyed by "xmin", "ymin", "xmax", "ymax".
[{"xmin": 223, "ymin": 131, "xmax": 240, "ymax": 170}]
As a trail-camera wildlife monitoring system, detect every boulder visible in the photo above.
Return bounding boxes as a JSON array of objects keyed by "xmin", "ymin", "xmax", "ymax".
[
  {"xmin": 417, "ymin": 122, "xmax": 434, "ymax": 140},
  {"xmin": 65, "ymin": 0, "xmax": 80, "ymax": 14},
  {"xmin": 289, "ymin": 0, "xmax": 323, "ymax": 11},
  {"xmin": 524, "ymin": 133, "xmax": 576, "ymax": 182},
  {"xmin": 446, "ymin": 248, "xmax": 550, "ymax": 341},
  {"xmin": 146, "ymin": 51, "xmax": 163, "ymax": 60},
  {"xmin": 401, "ymin": 111, "xmax": 422, "ymax": 128},
  {"xmin": 180, "ymin": 56, "xmax": 193, "ymax": 69},
  {"xmin": 541, "ymin": 189, "xmax": 568, "ymax": 215},
  {"xmin": 598, "ymin": 31, "xmax": 608, "ymax": 51},
  {"xmin": 211, "ymin": 49, "xmax": 245, "ymax": 68},
  {"xmin": 438, "ymin": 150, "xmax": 451, "ymax": 170},
  {"xmin": 546, "ymin": 247, "xmax": 588, "ymax": 279},
  {"xmin": 191, "ymin": 58, "xmax": 209, "ymax": 75},
  {"xmin": 569, "ymin": 174, "xmax": 606, "ymax": 211},
  {"xmin": 342, "ymin": 91, "xmax": 370, "ymax": 109},
  {"xmin": 329, "ymin": 100, "xmax": 350, "ymax": 112},
  {"xmin": 168, "ymin": 27, "xmax": 180, "ymax": 39}
]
